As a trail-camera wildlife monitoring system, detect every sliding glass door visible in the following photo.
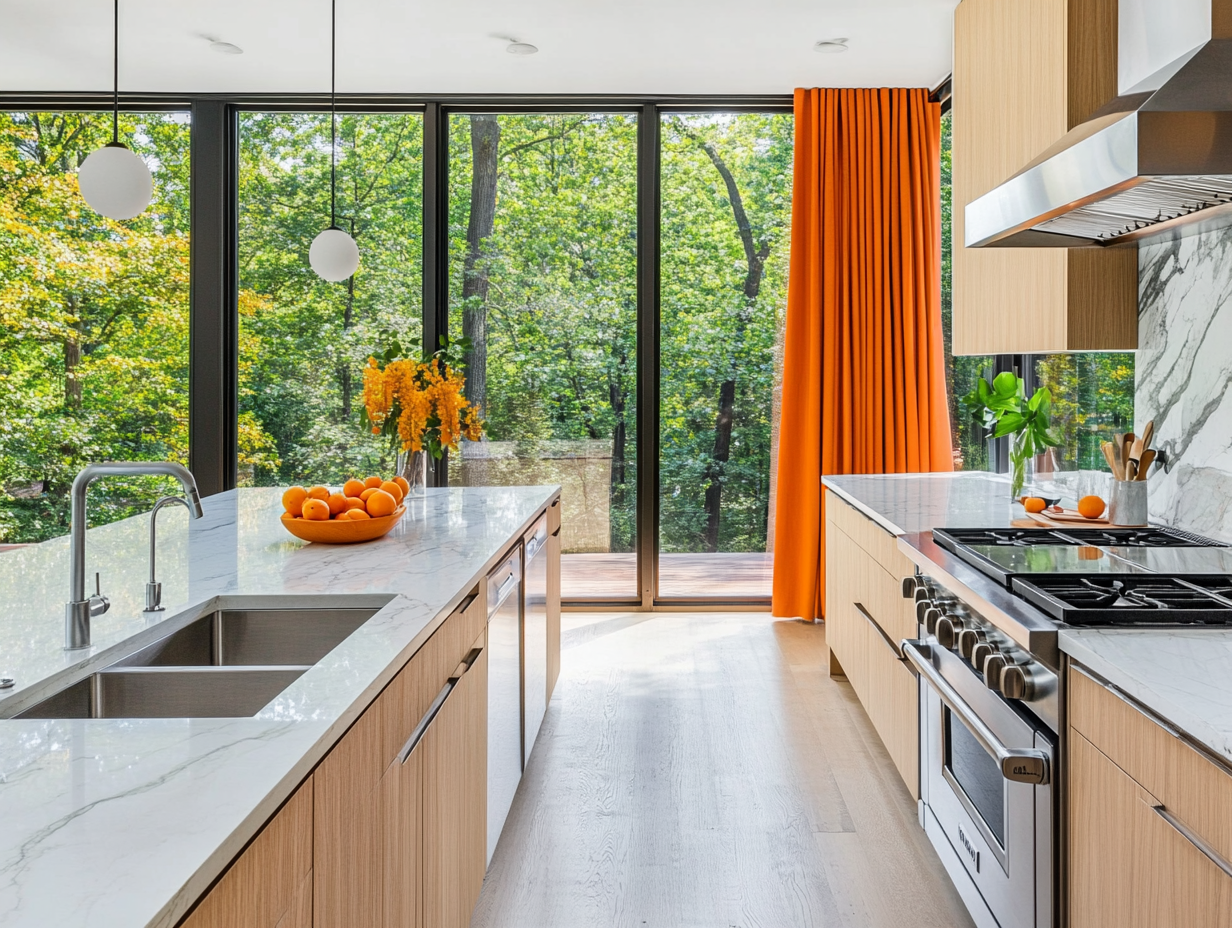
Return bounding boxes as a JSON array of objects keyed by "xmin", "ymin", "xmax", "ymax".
[
  {"xmin": 656, "ymin": 113, "xmax": 793, "ymax": 600},
  {"xmin": 445, "ymin": 113, "xmax": 640, "ymax": 602}
]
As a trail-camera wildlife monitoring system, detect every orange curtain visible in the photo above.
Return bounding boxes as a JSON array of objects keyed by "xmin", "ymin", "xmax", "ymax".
[{"xmin": 771, "ymin": 88, "xmax": 952, "ymax": 621}]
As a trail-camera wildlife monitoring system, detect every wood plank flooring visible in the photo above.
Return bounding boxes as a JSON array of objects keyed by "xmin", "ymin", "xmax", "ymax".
[{"xmin": 470, "ymin": 612, "xmax": 974, "ymax": 928}]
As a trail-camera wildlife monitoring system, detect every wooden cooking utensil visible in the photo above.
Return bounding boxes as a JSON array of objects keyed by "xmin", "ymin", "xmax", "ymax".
[
  {"xmin": 1101, "ymin": 441, "xmax": 1123, "ymax": 480},
  {"xmin": 1122, "ymin": 432, "xmax": 1135, "ymax": 477},
  {"xmin": 1140, "ymin": 419, "xmax": 1154, "ymax": 453},
  {"xmin": 1127, "ymin": 437, "xmax": 1145, "ymax": 481},
  {"xmin": 1137, "ymin": 448, "xmax": 1157, "ymax": 480}
]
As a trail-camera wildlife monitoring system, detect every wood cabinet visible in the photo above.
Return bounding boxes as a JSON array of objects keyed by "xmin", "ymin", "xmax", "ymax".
[
  {"xmin": 547, "ymin": 525, "xmax": 561, "ymax": 701},
  {"xmin": 952, "ymin": 0, "xmax": 1137, "ymax": 355},
  {"xmin": 181, "ymin": 777, "xmax": 314, "ymax": 928},
  {"xmin": 1068, "ymin": 666, "xmax": 1232, "ymax": 927},
  {"xmin": 824, "ymin": 492, "xmax": 919, "ymax": 798}
]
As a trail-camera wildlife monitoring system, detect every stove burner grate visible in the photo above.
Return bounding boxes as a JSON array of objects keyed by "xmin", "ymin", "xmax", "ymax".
[{"xmin": 1011, "ymin": 574, "xmax": 1232, "ymax": 626}]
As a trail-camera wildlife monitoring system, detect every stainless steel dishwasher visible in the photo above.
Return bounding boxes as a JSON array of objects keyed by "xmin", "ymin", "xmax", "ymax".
[
  {"xmin": 486, "ymin": 546, "xmax": 522, "ymax": 864},
  {"xmin": 521, "ymin": 514, "xmax": 549, "ymax": 766}
]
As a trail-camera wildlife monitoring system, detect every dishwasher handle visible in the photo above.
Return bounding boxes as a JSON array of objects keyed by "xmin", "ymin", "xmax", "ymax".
[
  {"xmin": 903, "ymin": 639, "xmax": 1050, "ymax": 786},
  {"xmin": 493, "ymin": 571, "xmax": 517, "ymax": 608},
  {"xmin": 396, "ymin": 646, "xmax": 483, "ymax": 764}
]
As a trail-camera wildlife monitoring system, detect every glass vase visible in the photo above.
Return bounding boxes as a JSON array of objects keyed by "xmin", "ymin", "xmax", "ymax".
[
  {"xmin": 1009, "ymin": 431, "xmax": 1033, "ymax": 500},
  {"xmin": 397, "ymin": 449, "xmax": 428, "ymax": 497}
]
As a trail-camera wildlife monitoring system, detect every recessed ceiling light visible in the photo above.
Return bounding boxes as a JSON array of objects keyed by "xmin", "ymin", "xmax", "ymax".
[
  {"xmin": 814, "ymin": 38, "xmax": 849, "ymax": 54},
  {"xmin": 210, "ymin": 40, "xmax": 244, "ymax": 55},
  {"xmin": 506, "ymin": 41, "xmax": 539, "ymax": 56}
]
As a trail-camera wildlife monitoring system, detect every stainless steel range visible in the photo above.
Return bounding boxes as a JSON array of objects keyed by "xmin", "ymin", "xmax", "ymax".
[{"xmin": 902, "ymin": 525, "xmax": 1229, "ymax": 928}]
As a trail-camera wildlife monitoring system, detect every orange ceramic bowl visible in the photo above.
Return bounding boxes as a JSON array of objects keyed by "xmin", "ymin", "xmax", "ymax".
[{"xmin": 280, "ymin": 505, "xmax": 406, "ymax": 544}]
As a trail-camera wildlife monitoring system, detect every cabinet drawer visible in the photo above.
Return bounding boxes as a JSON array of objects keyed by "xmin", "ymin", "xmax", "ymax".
[
  {"xmin": 547, "ymin": 495, "xmax": 561, "ymax": 535},
  {"xmin": 1070, "ymin": 729, "xmax": 1232, "ymax": 928},
  {"xmin": 1070, "ymin": 667, "xmax": 1232, "ymax": 875},
  {"xmin": 181, "ymin": 778, "xmax": 313, "ymax": 928},
  {"xmin": 825, "ymin": 491, "xmax": 915, "ymax": 637}
]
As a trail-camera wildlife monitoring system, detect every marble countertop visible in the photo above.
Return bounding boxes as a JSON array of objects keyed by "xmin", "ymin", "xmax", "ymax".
[
  {"xmin": 1060, "ymin": 629, "xmax": 1232, "ymax": 768},
  {"xmin": 0, "ymin": 486, "xmax": 557, "ymax": 928},
  {"xmin": 822, "ymin": 472, "xmax": 1024, "ymax": 535}
]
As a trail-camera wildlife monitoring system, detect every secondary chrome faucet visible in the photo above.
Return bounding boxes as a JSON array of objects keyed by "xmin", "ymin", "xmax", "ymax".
[
  {"xmin": 143, "ymin": 495, "xmax": 195, "ymax": 613},
  {"xmin": 66, "ymin": 462, "xmax": 205, "ymax": 650}
]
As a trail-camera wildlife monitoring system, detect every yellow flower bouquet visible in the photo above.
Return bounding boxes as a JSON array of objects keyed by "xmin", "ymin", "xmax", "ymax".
[{"xmin": 362, "ymin": 336, "xmax": 484, "ymax": 460}]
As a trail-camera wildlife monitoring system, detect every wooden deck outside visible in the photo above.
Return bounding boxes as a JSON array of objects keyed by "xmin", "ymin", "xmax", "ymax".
[{"xmin": 562, "ymin": 552, "xmax": 772, "ymax": 600}]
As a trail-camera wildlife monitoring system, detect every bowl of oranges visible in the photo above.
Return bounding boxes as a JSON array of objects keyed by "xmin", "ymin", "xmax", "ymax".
[{"xmin": 280, "ymin": 476, "xmax": 411, "ymax": 544}]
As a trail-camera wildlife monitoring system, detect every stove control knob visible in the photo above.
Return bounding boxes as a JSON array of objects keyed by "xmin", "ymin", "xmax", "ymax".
[
  {"xmin": 922, "ymin": 607, "xmax": 943, "ymax": 635},
  {"xmin": 934, "ymin": 616, "xmax": 960, "ymax": 650},
  {"xmin": 970, "ymin": 641, "xmax": 996, "ymax": 672},
  {"xmin": 902, "ymin": 577, "xmax": 918, "ymax": 599},
  {"xmin": 914, "ymin": 586, "xmax": 931, "ymax": 604},
  {"xmin": 1000, "ymin": 663, "xmax": 1041, "ymax": 701},
  {"xmin": 983, "ymin": 654, "xmax": 1007, "ymax": 691},
  {"xmin": 917, "ymin": 600, "xmax": 935, "ymax": 624},
  {"xmin": 958, "ymin": 628, "xmax": 986, "ymax": 662}
]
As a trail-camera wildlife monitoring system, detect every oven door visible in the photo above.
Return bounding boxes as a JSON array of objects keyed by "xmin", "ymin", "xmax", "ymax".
[{"xmin": 906, "ymin": 641, "xmax": 1054, "ymax": 928}]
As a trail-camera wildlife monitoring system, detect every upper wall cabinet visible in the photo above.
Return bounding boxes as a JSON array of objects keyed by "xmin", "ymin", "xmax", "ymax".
[{"xmin": 952, "ymin": 0, "xmax": 1138, "ymax": 355}]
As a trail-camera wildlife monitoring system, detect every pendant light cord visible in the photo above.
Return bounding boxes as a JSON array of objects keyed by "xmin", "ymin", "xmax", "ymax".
[
  {"xmin": 112, "ymin": 0, "xmax": 119, "ymax": 143},
  {"xmin": 330, "ymin": 0, "xmax": 337, "ymax": 228}
]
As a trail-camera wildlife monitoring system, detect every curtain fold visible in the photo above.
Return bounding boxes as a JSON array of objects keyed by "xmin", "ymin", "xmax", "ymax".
[{"xmin": 772, "ymin": 88, "xmax": 952, "ymax": 621}]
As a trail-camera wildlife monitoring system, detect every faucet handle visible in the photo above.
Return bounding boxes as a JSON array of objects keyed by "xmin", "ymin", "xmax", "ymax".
[{"xmin": 89, "ymin": 572, "xmax": 110, "ymax": 618}]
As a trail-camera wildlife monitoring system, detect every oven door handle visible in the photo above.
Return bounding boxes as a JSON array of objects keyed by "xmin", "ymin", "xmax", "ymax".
[{"xmin": 903, "ymin": 640, "xmax": 1050, "ymax": 786}]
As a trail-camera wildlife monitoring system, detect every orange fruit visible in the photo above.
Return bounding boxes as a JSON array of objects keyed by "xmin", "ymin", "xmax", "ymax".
[
  {"xmin": 326, "ymin": 492, "xmax": 348, "ymax": 516},
  {"xmin": 393, "ymin": 475, "xmax": 411, "ymax": 496},
  {"xmin": 360, "ymin": 487, "xmax": 381, "ymax": 502},
  {"xmin": 307, "ymin": 485, "xmax": 330, "ymax": 501},
  {"xmin": 302, "ymin": 498, "xmax": 331, "ymax": 521},
  {"xmin": 282, "ymin": 486, "xmax": 308, "ymax": 517},
  {"xmin": 346, "ymin": 508, "xmax": 371, "ymax": 520},
  {"xmin": 342, "ymin": 478, "xmax": 366, "ymax": 499},
  {"xmin": 364, "ymin": 476, "xmax": 383, "ymax": 489},
  {"xmin": 343, "ymin": 497, "xmax": 366, "ymax": 512},
  {"xmin": 1023, "ymin": 497, "xmax": 1047, "ymax": 513},
  {"xmin": 366, "ymin": 488, "xmax": 397, "ymax": 517},
  {"xmin": 1078, "ymin": 495, "xmax": 1107, "ymax": 519},
  {"xmin": 380, "ymin": 480, "xmax": 405, "ymax": 504}
]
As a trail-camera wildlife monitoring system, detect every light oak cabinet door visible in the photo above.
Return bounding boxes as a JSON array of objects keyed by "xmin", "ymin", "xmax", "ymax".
[
  {"xmin": 423, "ymin": 632, "xmax": 488, "ymax": 928},
  {"xmin": 953, "ymin": 0, "xmax": 1136, "ymax": 354},
  {"xmin": 1069, "ymin": 730, "xmax": 1232, "ymax": 928},
  {"xmin": 181, "ymin": 777, "xmax": 314, "ymax": 928},
  {"xmin": 546, "ymin": 526, "xmax": 561, "ymax": 702}
]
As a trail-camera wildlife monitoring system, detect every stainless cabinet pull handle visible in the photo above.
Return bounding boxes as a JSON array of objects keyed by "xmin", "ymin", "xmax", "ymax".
[
  {"xmin": 903, "ymin": 640, "xmax": 1051, "ymax": 785},
  {"xmin": 496, "ymin": 572, "xmax": 517, "ymax": 604},
  {"xmin": 397, "ymin": 646, "xmax": 484, "ymax": 764},
  {"xmin": 1151, "ymin": 804, "xmax": 1232, "ymax": 879},
  {"xmin": 853, "ymin": 602, "xmax": 906, "ymax": 662}
]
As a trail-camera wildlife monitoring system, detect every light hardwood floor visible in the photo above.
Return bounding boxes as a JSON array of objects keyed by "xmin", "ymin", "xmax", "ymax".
[{"xmin": 471, "ymin": 612, "xmax": 974, "ymax": 928}]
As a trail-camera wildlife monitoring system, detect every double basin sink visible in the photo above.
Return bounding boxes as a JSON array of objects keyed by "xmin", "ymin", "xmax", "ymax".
[{"xmin": 16, "ymin": 607, "xmax": 377, "ymax": 719}]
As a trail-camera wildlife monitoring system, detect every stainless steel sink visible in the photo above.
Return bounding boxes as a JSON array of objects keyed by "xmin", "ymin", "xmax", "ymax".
[
  {"xmin": 114, "ymin": 608, "xmax": 376, "ymax": 668},
  {"xmin": 16, "ymin": 667, "xmax": 310, "ymax": 719},
  {"xmin": 15, "ymin": 606, "xmax": 378, "ymax": 719}
]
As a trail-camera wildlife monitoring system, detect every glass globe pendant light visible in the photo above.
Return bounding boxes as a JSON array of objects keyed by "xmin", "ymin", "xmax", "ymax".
[
  {"xmin": 78, "ymin": 0, "xmax": 153, "ymax": 220},
  {"xmin": 309, "ymin": 0, "xmax": 360, "ymax": 282}
]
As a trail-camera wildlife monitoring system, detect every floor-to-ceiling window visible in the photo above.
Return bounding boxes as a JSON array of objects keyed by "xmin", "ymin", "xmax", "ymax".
[
  {"xmin": 237, "ymin": 111, "xmax": 424, "ymax": 487},
  {"xmin": 657, "ymin": 112, "xmax": 792, "ymax": 600},
  {"xmin": 445, "ymin": 112, "xmax": 639, "ymax": 602},
  {"xmin": 0, "ymin": 111, "xmax": 190, "ymax": 543}
]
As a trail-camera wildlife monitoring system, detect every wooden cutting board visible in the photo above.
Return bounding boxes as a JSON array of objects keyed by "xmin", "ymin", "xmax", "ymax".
[{"xmin": 1016, "ymin": 509, "xmax": 1147, "ymax": 529}]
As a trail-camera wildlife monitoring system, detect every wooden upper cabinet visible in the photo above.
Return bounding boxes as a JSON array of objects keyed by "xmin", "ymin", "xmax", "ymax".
[{"xmin": 952, "ymin": 0, "xmax": 1138, "ymax": 355}]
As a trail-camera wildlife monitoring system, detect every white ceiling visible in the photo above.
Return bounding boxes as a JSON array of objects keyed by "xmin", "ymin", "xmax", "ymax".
[{"xmin": 0, "ymin": 0, "xmax": 957, "ymax": 96}]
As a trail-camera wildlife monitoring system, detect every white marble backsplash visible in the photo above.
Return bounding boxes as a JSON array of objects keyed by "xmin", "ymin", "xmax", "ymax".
[{"xmin": 1138, "ymin": 228, "xmax": 1232, "ymax": 541}]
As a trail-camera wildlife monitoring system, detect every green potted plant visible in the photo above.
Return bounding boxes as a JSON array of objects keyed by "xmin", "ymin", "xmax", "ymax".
[{"xmin": 963, "ymin": 371, "xmax": 1062, "ymax": 499}]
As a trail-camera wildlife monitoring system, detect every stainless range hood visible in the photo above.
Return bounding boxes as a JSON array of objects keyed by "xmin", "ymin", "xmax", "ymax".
[{"xmin": 967, "ymin": 0, "xmax": 1232, "ymax": 248}]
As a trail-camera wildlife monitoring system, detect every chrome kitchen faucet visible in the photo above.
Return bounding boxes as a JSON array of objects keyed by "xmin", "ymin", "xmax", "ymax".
[{"xmin": 65, "ymin": 462, "xmax": 204, "ymax": 650}]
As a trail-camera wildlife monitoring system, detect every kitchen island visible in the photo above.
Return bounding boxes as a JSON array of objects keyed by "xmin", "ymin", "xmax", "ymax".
[{"xmin": 0, "ymin": 485, "xmax": 559, "ymax": 928}]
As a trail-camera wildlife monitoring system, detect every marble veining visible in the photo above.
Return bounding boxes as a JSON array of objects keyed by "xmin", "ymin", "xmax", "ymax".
[
  {"xmin": 823, "ymin": 472, "xmax": 1023, "ymax": 536},
  {"xmin": 0, "ymin": 486, "xmax": 556, "ymax": 928},
  {"xmin": 1138, "ymin": 228, "xmax": 1232, "ymax": 541},
  {"xmin": 1060, "ymin": 628, "xmax": 1232, "ymax": 767}
]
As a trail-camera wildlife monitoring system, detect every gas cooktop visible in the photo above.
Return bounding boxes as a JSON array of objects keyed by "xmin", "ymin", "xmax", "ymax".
[
  {"xmin": 1012, "ymin": 575, "xmax": 1232, "ymax": 626},
  {"xmin": 933, "ymin": 526, "xmax": 1223, "ymax": 550}
]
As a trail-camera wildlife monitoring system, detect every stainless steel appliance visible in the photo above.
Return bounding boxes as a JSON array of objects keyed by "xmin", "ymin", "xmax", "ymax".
[
  {"xmin": 522, "ymin": 514, "xmax": 549, "ymax": 766},
  {"xmin": 905, "ymin": 523, "xmax": 1230, "ymax": 928},
  {"xmin": 486, "ymin": 547, "xmax": 522, "ymax": 864},
  {"xmin": 966, "ymin": 0, "xmax": 1232, "ymax": 249},
  {"xmin": 905, "ymin": 575, "xmax": 1057, "ymax": 928}
]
